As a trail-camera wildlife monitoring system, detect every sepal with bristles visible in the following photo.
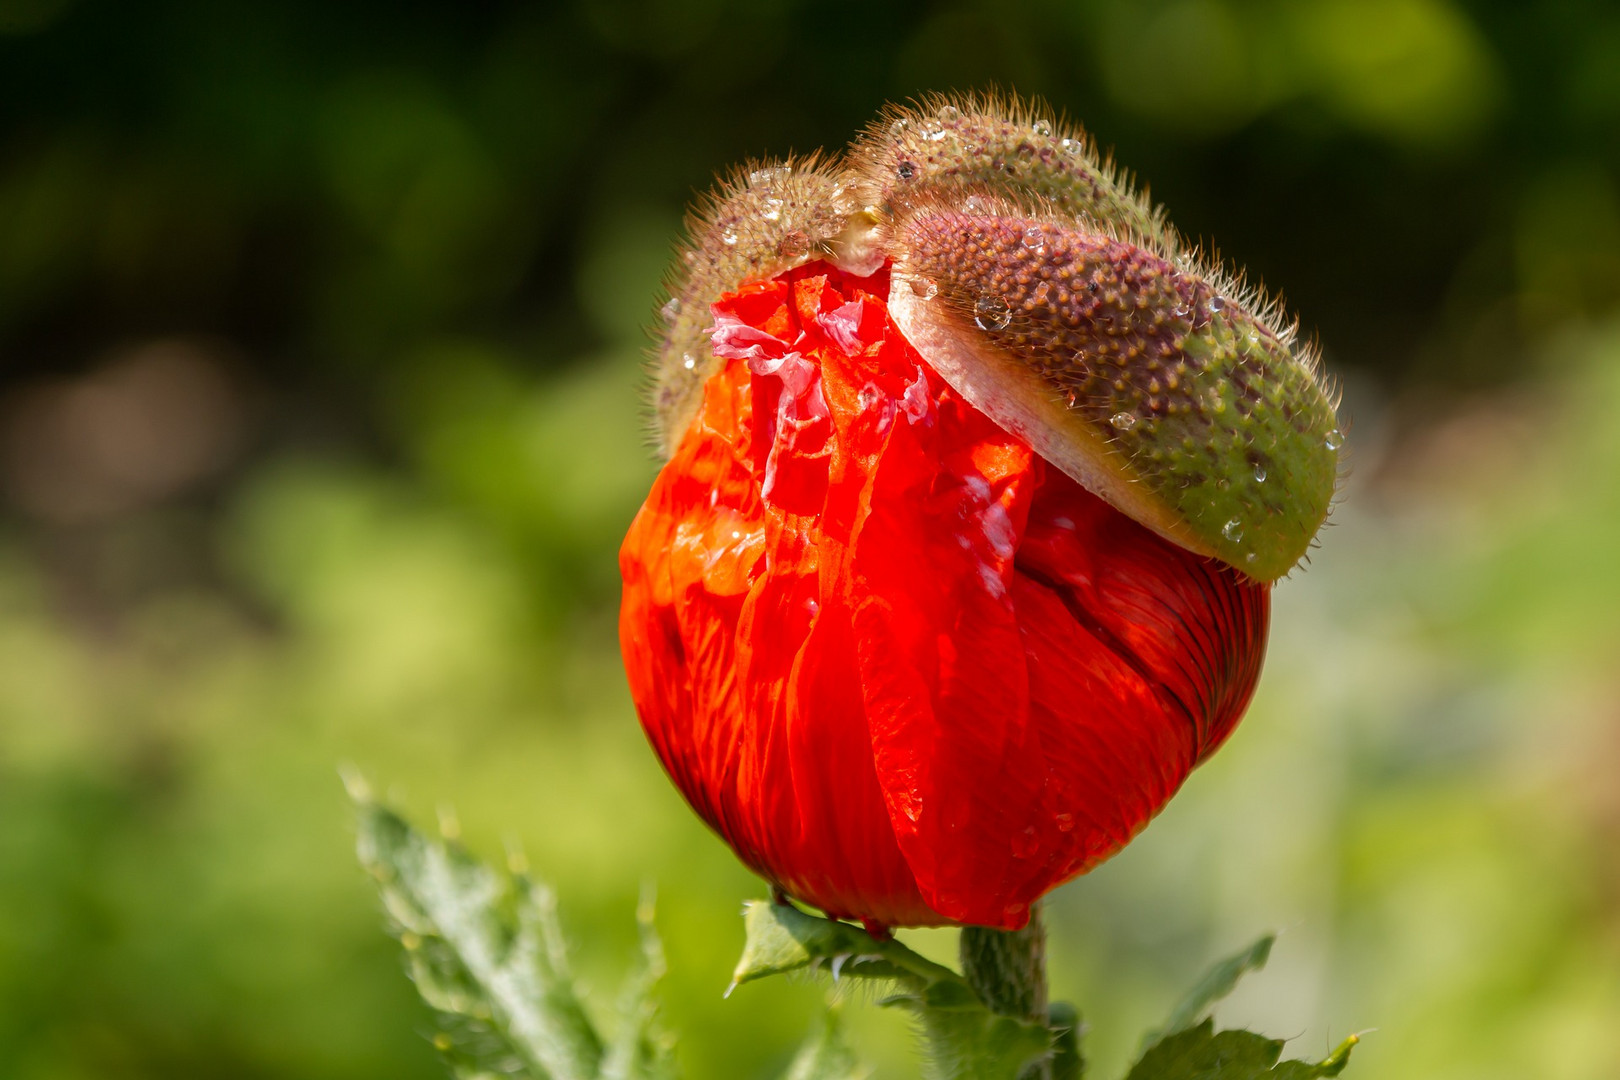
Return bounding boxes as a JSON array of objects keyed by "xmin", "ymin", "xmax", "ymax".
[
  {"xmin": 650, "ymin": 155, "xmax": 850, "ymax": 455},
  {"xmin": 847, "ymin": 91, "xmax": 1170, "ymax": 247},
  {"xmin": 884, "ymin": 194, "xmax": 1338, "ymax": 581}
]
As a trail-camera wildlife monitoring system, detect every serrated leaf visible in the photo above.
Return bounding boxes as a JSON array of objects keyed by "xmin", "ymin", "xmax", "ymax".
[
  {"xmin": 600, "ymin": 889, "xmax": 678, "ymax": 1080},
  {"xmin": 355, "ymin": 798, "xmax": 605, "ymax": 1080},
  {"xmin": 1125, "ymin": 1019, "xmax": 1358, "ymax": 1080},
  {"xmin": 780, "ymin": 1005, "xmax": 870, "ymax": 1080},
  {"xmin": 1269, "ymin": 1035, "xmax": 1359, "ymax": 1080},
  {"xmin": 1047, "ymin": 1001, "xmax": 1085, "ymax": 1080},
  {"xmin": 732, "ymin": 901, "xmax": 1052, "ymax": 1080},
  {"xmin": 1142, "ymin": 935, "xmax": 1274, "ymax": 1050},
  {"xmin": 730, "ymin": 900, "xmax": 946, "ymax": 990}
]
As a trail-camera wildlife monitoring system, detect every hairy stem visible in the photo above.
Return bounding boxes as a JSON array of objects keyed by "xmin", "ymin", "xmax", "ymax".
[{"xmin": 960, "ymin": 904, "xmax": 1048, "ymax": 1022}]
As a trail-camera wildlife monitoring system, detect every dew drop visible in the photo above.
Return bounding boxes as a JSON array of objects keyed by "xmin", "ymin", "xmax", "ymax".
[
  {"xmin": 896, "ymin": 159, "xmax": 918, "ymax": 181},
  {"xmin": 938, "ymin": 104, "xmax": 960, "ymax": 122},
  {"xmin": 1325, "ymin": 428, "xmax": 1344, "ymax": 451},
  {"xmin": 1208, "ymin": 295, "xmax": 1226, "ymax": 313},
  {"xmin": 1031, "ymin": 117, "xmax": 1053, "ymax": 137},
  {"xmin": 721, "ymin": 229, "xmax": 738, "ymax": 246},
  {"xmin": 1065, "ymin": 391, "xmax": 1079, "ymax": 408},
  {"xmin": 1059, "ymin": 137, "xmax": 1080, "ymax": 155},
  {"xmin": 1253, "ymin": 463, "xmax": 1268, "ymax": 483},
  {"xmin": 777, "ymin": 229, "xmax": 810, "ymax": 258},
  {"xmin": 1055, "ymin": 811, "xmax": 1075, "ymax": 833},
  {"xmin": 760, "ymin": 197, "xmax": 783, "ymax": 222},
  {"xmin": 1021, "ymin": 224, "xmax": 1045, "ymax": 250},
  {"xmin": 1109, "ymin": 412, "xmax": 1137, "ymax": 430},
  {"xmin": 909, "ymin": 276, "xmax": 939, "ymax": 300},
  {"xmin": 660, "ymin": 297, "xmax": 681, "ymax": 323},
  {"xmin": 1222, "ymin": 518, "xmax": 1244, "ymax": 543},
  {"xmin": 973, "ymin": 295, "xmax": 1012, "ymax": 331},
  {"xmin": 682, "ymin": 354, "xmax": 696, "ymax": 370},
  {"xmin": 962, "ymin": 195, "xmax": 988, "ymax": 214},
  {"xmin": 923, "ymin": 122, "xmax": 948, "ymax": 142},
  {"xmin": 888, "ymin": 118, "xmax": 909, "ymax": 138},
  {"xmin": 1173, "ymin": 302, "xmax": 1191, "ymax": 319}
]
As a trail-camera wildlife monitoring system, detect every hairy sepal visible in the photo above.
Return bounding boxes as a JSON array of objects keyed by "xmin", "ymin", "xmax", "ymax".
[
  {"xmin": 848, "ymin": 91, "xmax": 1170, "ymax": 247},
  {"xmin": 651, "ymin": 155, "xmax": 852, "ymax": 456},
  {"xmin": 887, "ymin": 195, "xmax": 1338, "ymax": 581}
]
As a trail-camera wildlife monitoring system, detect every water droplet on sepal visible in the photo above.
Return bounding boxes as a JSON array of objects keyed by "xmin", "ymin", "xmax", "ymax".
[
  {"xmin": 778, "ymin": 230, "xmax": 810, "ymax": 258},
  {"xmin": 973, "ymin": 296, "xmax": 1012, "ymax": 331}
]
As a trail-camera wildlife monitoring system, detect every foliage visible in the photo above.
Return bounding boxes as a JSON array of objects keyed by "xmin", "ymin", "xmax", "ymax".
[
  {"xmin": 355, "ymin": 790, "xmax": 659, "ymax": 1080},
  {"xmin": 360, "ymin": 797, "xmax": 1358, "ymax": 1080},
  {"xmin": 354, "ymin": 792, "xmax": 862, "ymax": 1080}
]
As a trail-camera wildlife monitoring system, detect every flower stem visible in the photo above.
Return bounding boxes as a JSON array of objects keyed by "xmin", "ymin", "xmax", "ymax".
[
  {"xmin": 959, "ymin": 903, "xmax": 1049, "ymax": 1023},
  {"xmin": 958, "ymin": 904, "xmax": 1085, "ymax": 1079}
]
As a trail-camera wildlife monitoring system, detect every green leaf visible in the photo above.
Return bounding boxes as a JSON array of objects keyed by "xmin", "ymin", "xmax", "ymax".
[
  {"xmin": 1047, "ymin": 1001, "xmax": 1085, "ymax": 1080},
  {"xmin": 1269, "ymin": 1035, "xmax": 1359, "ymax": 1079},
  {"xmin": 730, "ymin": 899, "xmax": 951, "ymax": 991},
  {"xmin": 355, "ymin": 796, "xmax": 606, "ymax": 1080},
  {"xmin": 1143, "ymin": 935, "xmax": 1275, "ymax": 1049},
  {"xmin": 1124, "ymin": 1020, "xmax": 1358, "ymax": 1080},
  {"xmin": 600, "ymin": 888, "xmax": 678, "ymax": 1080},
  {"xmin": 779, "ymin": 1005, "xmax": 870, "ymax": 1080},
  {"xmin": 731, "ymin": 900, "xmax": 1052, "ymax": 1080},
  {"xmin": 903, "ymin": 994, "xmax": 1053, "ymax": 1080}
]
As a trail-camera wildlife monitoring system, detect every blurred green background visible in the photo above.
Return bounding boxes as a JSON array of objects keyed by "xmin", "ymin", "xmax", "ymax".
[{"xmin": 2, "ymin": 1, "xmax": 1618, "ymax": 1077}]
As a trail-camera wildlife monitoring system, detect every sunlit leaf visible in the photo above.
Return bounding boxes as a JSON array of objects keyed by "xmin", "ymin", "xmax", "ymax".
[
  {"xmin": 355, "ymin": 795, "xmax": 605, "ymax": 1080},
  {"xmin": 1143, "ymin": 934, "xmax": 1275, "ymax": 1049},
  {"xmin": 1125, "ymin": 1020, "xmax": 1357, "ymax": 1080},
  {"xmin": 732, "ymin": 900, "xmax": 1052, "ymax": 1080}
]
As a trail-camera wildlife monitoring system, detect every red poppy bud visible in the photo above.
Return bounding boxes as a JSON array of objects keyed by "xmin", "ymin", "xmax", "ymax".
[{"xmin": 619, "ymin": 260, "xmax": 1269, "ymax": 930}]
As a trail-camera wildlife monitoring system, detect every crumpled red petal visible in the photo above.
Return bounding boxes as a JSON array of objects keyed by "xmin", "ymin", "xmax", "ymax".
[{"xmin": 619, "ymin": 261, "xmax": 1270, "ymax": 929}]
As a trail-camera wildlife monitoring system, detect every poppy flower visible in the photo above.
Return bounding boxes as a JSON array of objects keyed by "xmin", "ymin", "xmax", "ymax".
[
  {"xmin": 619, "ymin": 259, "xmax": 1270, "ymax": 930},
  {"xmin": 620, "ymin": 96, "xmax": 1336, "ymax": 931}
]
